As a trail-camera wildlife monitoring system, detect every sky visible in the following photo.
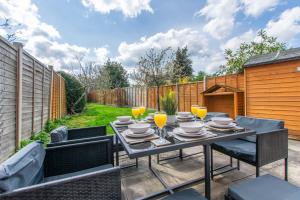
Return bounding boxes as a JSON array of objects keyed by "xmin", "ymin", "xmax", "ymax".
[{"xmin": 1, "ymin": 0, "xmax": 300, "ymax": 74}]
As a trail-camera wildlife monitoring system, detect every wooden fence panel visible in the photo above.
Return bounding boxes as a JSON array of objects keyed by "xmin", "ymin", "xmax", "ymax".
[
  {"xmin": 88, "ymin": 74, "xmax": 243, "ymax": 112},
  {"xmin": 0, "ymin": 38, "xmax": 17, "ymax": 162},
  {"xmin": 0, "ymin": 36, "xmax": 66, "ymax": 162}
]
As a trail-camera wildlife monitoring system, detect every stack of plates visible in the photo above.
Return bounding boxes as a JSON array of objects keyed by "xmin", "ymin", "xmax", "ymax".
[
  {"xmin": 124, "ymin": 129, "xmax": 155, "ymax": 138},
  {"xmin": 113, "ymin": 120, "xmax": 134, "ymax": 127},
  {"xmin": 206, "ymin": 121, "xmax": 237, "ymax": 132},
  {"xmin": 176, "ymin": 115, "xmax": 194, "ymax": 122},
  {"xmin": 173, "ymin": 127, "xmax": 207, "ymax": 138}
]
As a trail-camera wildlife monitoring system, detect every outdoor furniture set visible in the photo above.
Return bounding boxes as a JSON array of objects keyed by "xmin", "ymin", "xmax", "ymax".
[
  {"xmin": 0, "ymin": 113, "xmax": 297, "ymax": 200},
  {"xmin": 0, "ymin": 126, "xmax": 120, "ymax": 200}
]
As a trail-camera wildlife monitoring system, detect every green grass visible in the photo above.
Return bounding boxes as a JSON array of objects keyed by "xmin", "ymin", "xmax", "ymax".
[
  {"xmin": 59, "ymin": 103, "xmax": 154, "ymax": 134},
  {"xmin": 20, "ymin": 103, "xmax": 155, "ymax": 148}
]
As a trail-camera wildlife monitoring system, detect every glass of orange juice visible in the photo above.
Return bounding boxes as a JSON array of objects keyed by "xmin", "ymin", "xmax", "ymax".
[
  {"xmin": 197, "ymin": 107, "xmax": 207, "ymax": 124},
  {"xmin": 191, "ymin": 105, "xmax": 200, "ymax": 121},
  {"xmin": 139, "ymin": 106, "xmax": 146, "ymax": 118},
  {"xmin": 154, "ymin": 112, "xmax": 168, "ymax": 144},
  {"xmin": 132, "ymin": 107, "xmax": 141, "ymax": 122}
]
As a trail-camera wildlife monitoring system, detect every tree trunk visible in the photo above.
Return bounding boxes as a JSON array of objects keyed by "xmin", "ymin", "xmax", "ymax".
[{"xmin": 156, "ymin": 85, "xmax": 160, "ymax": 111}]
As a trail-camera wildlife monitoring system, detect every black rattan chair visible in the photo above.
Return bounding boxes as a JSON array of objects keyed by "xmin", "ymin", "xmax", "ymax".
[
  {"xmin": 48, "ymin": 126, "xmax": 138, "ymax": 168},
  {"xmin": 0, "ymin": 140, "xmax": 121, "ymax": 200},
  {"xmin": 211, "ymin": 116, "xmax": 288, "ymax": 180}
]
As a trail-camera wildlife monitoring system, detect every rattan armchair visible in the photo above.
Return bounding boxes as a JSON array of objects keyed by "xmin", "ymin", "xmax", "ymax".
[
  {"xmin": 211, "ymin": 116, "xmax": 288, "ymax": 180},
  {"xmin": 0, "ymin": 139, "xmax": 121, "ymax": 200}
]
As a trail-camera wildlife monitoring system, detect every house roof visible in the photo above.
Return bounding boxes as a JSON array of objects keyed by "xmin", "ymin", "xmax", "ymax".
[
  {"xmin": 244, "ymin": 47, "xmax": 300, "ymax": 67},
  {"xmin": 202, "ymin": 84, "xmax": 243, "ymax": 94}
]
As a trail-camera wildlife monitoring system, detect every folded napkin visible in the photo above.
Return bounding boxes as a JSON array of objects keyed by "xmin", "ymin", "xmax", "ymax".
[{"xmin": 120, "ymin": 129, "xmax": 159, "ymax": 144}]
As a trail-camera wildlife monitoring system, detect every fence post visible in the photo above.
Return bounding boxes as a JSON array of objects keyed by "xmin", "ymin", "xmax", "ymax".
[
  {"xmin": 13, "ymin": 42, "xmax": 23, "ymax": 150},
  {"xmin": 59, "ymin": 74, "xmax": 62, "ymax": 118},
  {"xmin": 203, "ymin": 76, "xmax": 207, "ymax": 91},
  {"xmin": 176, "ymin": 83, "xmax": 179, "ymax": 111},
  {"xmin": 31, "ymin": 60, "xmax": 35, "ymax": 134},
  {"xmin": 48, "ymin": 66, "xmax": 54, "ymax": 120},
  {"xmin": 41, "ymin": 65, "xmax": 45, "ymax": 129}
]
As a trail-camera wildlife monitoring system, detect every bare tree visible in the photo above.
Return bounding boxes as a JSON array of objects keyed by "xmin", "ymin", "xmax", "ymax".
[{"xmin": 132, "ymin": 47, "xmax": 173, "ymax": 110}]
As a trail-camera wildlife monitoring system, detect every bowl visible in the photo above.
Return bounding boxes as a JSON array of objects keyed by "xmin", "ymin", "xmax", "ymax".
[
  {"xmin": 179, "ymin": 122, "xmax": 202, "ymax": 133},
  {"xmin": 128, "ymin": 123, "xmax": 151, "ymax": 134},
  {"xmin": 117, "ymin": 116, "xmax": 132, "ymax": 122},
  {"xmin": 211, "ymin": 117, "xmax": 233, "ymax": 125},
  {"xmin": 177, "ymin": 112, "xmax": 191, "ymax": 117}
]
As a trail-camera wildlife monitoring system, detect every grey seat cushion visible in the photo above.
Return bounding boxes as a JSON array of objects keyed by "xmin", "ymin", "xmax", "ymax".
[
  {"xmin": 205, "ymin": 112, "xmax": 229, "ymax": 121},
  {"xmin": 228, "ymin": 174, "xmax": 300, "ymax": 200},
  {"xmin": 212, "ymin": 139, "xmax": 256, "ymax": 163},
  {"xmin": 236, "ymin": 116, "xmax": 284, "ymax": 143},
  {"xmin": 162, "ymin": 188, "xmax": 206, "ymax": 200},
  {"xmin": 50, "ymin": 126, "xmax": 68, "ymax": 143},
  {"xmin": 0, "ymin": 142, "xmax": 45, "ymax": 193},
  {"xmin": 43, "ymin": 164, "xmax": 113, "ymax": 182}
]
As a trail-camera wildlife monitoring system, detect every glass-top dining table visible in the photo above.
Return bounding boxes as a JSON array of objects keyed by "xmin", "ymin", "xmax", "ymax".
[{"xmin": 110, "ymin": 122, "xmax": 255, "ymax": 200}]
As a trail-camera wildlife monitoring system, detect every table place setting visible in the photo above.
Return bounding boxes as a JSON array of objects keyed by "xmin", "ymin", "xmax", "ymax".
[
  {"xmin": 120, "ymin": 123, "xmax": 159, "ymax": 144},
  {"xmin": 206, "ymin": 117, "xmax": 244, "ymax": 132},
  {"xmin": 176, "ymin": 112, "xmax": 194, "ymax": 122},
  {"xmin": 171, "ymin": 122, "xmax": 217, "ymax": 142},
  {"xmin": 113, "ymin": 116, "xmax": 134, "ymax": 127}
]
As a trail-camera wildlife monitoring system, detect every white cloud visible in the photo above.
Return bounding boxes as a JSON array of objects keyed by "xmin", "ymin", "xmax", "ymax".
[
  {"xmin": 195, "ymin": 0, "xmax": 239, "ymax": 39},
  {"xmin": 266, "ymin": 6, "xmax": 300, "ymax": 42},
  {"xmin": 116, "ymin": 28, "xmax": 210, "ymax": 71},
  {"xmin": 81, "ymin": 0, "xmax": 153, "ymax": 18},
  {"xmin": 241, "ymin": 0, "xmax": 279, "ymax": 17},
  {"xmin": 222, "ymin": 29, "xmax": 256, "ymax": 50},
  {"xmin": 0, "ymin": 0, "xmax": 109, "ymax": 70}
]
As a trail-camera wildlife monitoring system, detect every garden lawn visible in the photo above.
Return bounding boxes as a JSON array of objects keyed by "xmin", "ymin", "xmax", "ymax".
[{"xmin": 63, "ymin": 103, "xmax": 154, "ymax": 134}]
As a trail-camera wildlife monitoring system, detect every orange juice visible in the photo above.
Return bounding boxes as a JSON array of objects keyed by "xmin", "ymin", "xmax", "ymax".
[
  {"xmin": 139, "ymin": 106, "xmax": 146, "ymax": 115},
  {"xmin": 154, "ymin": 113, "xmax": 167, "ymax": 129},
  {"xmin": 132, "ymin": 107, "xmax": 140, "ymax": 119},
  {"xmin": 197, "ymin": 107, "xmax": 207, "ymax": 120},
  {"xmin": 191, "ymin": 105, "xmax": 200, "ymax": 115}
]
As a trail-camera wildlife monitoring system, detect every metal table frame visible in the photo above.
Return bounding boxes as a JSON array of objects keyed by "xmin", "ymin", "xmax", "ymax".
[{"xmin": 111, "ymin": 123, "xmax": 255, "ymax": 200}]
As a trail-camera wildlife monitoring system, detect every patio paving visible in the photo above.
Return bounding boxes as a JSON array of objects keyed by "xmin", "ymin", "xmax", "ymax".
[{"xmin": 120, "ymin": 139, "xmax": 300, "ymax": 200}]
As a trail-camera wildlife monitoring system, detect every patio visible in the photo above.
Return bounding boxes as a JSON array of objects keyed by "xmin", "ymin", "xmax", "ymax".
[{"xmin": 120, "ymin": 139, "xmax": 300, "ymax": 199}]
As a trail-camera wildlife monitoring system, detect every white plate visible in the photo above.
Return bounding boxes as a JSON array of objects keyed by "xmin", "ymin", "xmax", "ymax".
[
  {"xmin": 173, "ymin": 128, "xmax": 207, "ymax": 138},
  {"xmin": 206, "ymin": 121, "xmax": 236, "ymax": 129},
  {"xmin": 125, "ymin": 129, "xmax": 155, "ymax": 138},
  {"xmin": 177, "ymin": 115, "xmax": 194, "ymax": 119},
  {"xmin": 114, "ymin": 120, "xmax": 134, "ymax": 125}
]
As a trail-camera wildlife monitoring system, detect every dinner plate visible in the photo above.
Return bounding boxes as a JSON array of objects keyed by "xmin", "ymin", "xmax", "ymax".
[
  {"xmin": 114, "ymin": 120, "xmax": 134, "ymax": 125},
  {"xmin": 206, "ymin": 121, "xmax": 236, "ymax": 129},
  {"xmin": 125, "ymin": 129, "xmax": 155, "ymax": 138},
  {"xmin": 173, "ymin": 128, "xmax": 207, "ymax": 138},
  {"xmin": 176, "ymin": 115, "xmax": 194, "ymax": 119}
]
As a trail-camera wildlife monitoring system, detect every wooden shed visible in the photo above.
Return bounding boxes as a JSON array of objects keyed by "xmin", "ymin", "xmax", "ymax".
[
  {"xmin": 201, "ymin": 84, "xmax": 244, "ymax": 119},
  {"xmin": 244, "ymin": 47, "xmax": 300, "ymax": 137}
]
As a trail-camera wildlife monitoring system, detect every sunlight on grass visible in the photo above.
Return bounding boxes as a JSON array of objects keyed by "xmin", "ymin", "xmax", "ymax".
[{"xmin": 64, "ymin": 103, "xmax": 155, "ymax": 134}]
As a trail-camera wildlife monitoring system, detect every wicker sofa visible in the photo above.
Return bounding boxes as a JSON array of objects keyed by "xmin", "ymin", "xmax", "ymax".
[
  {"xmin": 0, "ymin": 140, "xmax": 121, "ymax": 200},
  {"xmin": 211, "ymin": 116, "xmax": 288, "ymax": 179}
]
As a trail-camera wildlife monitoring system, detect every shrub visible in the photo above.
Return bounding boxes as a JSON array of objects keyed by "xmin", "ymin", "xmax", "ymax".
[
  {"xmin": 60, "ymin": 71, "xmax": 86, "ymax": 114},
  {"xmin": 160, "ymin": 91, "xmax": 177, "ymax": 115}
]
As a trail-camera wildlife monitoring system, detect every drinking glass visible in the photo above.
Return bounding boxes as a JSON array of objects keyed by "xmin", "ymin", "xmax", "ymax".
[
  {"xmin": 191, "ymin": 105, "xmax": 200, "ymax": 121},
  {"xmin": 197, "ymin": 107, "xmax": 207, "ymax": 125},
  {"xmin": 132, "ymin": 107, "xmax": 141, "ymax": 122},
  {"xmin": 139, "ymin": 106, "xmax": 146, "ymax": 119},
  {"xmin": 154, "ymin": 112, "xmax": 168, "ymax": 144}
]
